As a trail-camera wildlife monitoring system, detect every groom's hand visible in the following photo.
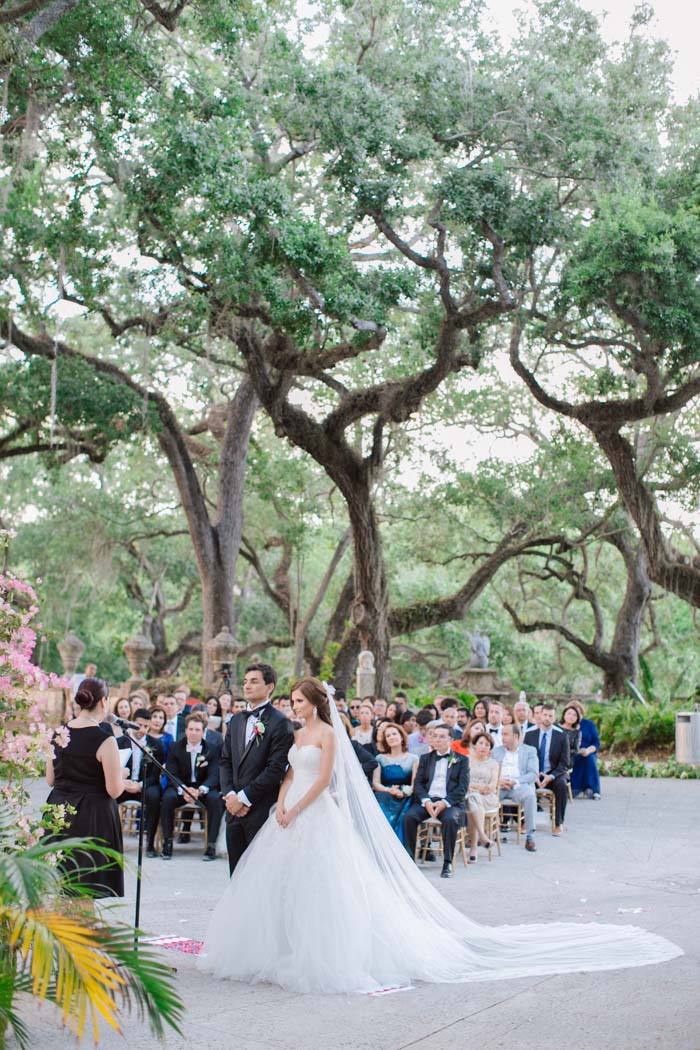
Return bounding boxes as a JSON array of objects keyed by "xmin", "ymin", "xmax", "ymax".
[{"xmin": 225, "ymin": 793, "xmax": 243, "ymax": 816}]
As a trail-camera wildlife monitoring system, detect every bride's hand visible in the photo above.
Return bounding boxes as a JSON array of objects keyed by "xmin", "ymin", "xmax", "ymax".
[
  {"xmin": 279, "ymin": 807, "xmax": 297, "ymax": 829},
  {"xmin": 275, "ymin": 803, "xmax": 286, "ymax": 825}
]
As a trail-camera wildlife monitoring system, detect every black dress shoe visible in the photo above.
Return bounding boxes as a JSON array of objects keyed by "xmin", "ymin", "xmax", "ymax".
[
  {"xmin": 440, "ymin": 861, "xmax": 453, "ymax": 878},
  {"xmin": 146, "ymin": 847, "xmax": 158, "ymax": 859},
  {"xmin": 161, "ymin": 839, "xmax": 173, "ymax": 859},
  {"xmin": 425, "ymin": 850, "xmax": 436, "ymax": 862},
  {"xmin": 177, "ymin": 833, "xmax": 190, "ymax": 844},
  {"xmin": 202, "ymin": 846, "xmax": 216, "ymax": 861}
]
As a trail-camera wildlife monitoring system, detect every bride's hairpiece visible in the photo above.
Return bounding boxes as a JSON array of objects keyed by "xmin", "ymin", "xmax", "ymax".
[{"xmin": 321, "ymin": 680, "xmax": 336, "ymax": 702}]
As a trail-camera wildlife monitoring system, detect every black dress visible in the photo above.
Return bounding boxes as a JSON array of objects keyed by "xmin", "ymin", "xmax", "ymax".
[{"xmin": 47, "ymin": 724, "xmax": 124, "ymax": 898}]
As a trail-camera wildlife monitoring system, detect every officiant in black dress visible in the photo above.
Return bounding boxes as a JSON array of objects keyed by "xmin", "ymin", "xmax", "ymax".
[
  {"xmin": 220, "ymin": 663, "xmax": 294, "ymax": 874},
  {"xmin": 46, "ymin": 677, "xmax": 126, "ymax": 898}
]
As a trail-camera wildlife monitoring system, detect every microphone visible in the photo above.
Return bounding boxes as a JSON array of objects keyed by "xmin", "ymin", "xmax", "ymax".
[{"xmin": 106, "ymin": 713, "xmax": 141, "ymax": 731}]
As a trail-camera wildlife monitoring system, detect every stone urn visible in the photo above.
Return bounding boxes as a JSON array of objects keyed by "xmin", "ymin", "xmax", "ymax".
[
  {"xmin": 57, "ymin": 632, "xmax": 85, "ymax": 678},
  {"xmin": 206, "ymin": 625, "xmax": 239, "ymax": 692},
  {"xmin": 123, "ymin": 632, "xmax": 155, "ymax": 688}
]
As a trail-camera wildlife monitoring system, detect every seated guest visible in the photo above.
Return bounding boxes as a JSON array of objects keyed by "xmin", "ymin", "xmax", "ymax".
[
  {"xmin": 232, "ymin": 697, "xmax": 247, "ymax": 715},
  {"xmin": 372, "ymin": 696, "xmax": 387, "ymax": 720},
  {"xmin": 278, "ymin": 695, "xmax": 294, "ymax": 719},
  {"xmin": 493, "ymin": 722, "xmax": 538, "ymax": 852},
  {"xmin": 501, "ymin": 705, "xmax": 515, "ymax": 726},
  {"xmin": 372, "ymin": 722, "xmax": 418, "ymax": 842},
  {"xmin": 340, "ymin": 715, "xmax": 378, "ymax": 782},
  {"xmin": 403, "ymin": 724, "xmax": 469, "ymax": 879},
  {"xmin": 559, "ymin": 704, "xmax": 582, "ymax": 775},
  {"xmin": 513, "ymin": 697, "xmax": 532, "ymax": 729},
  {"xmin": 393, "ymin": 691, "xmax": 408, "ymax": 714},
  {"xmin": 465, "ymin": 732, "xmax": 499, "ymax": 863},
  {"xmin": 401, "ymin": 709, "xmax": 417, "ymax": 736},
  {"xmin": 452, "ymin": 717, "xmax": 486, "ymax": 757},
  {"xmin": 189, "ymin": 703, "xmax": 223, "ymax": 754},
  {"xmin": 148, "ymin": 704, "xmax": 172, "ymax": 748},
  {"xmin": 113, "ymin": 696, "xmax": 133, "ymax": 722},
  {"xmin": 456, "ymin": 706, "xmax": 470, "ymax": 729},
  {"xmin": 129, "ymin": 689, "xmax": 150, "ymax": 717},
  {"xmin": 162, "ymin": 693, "xmax": 187, "ymax": 741},
  {"xmin": 352, "ymin": 701, "xmax": 375, "ymax": 745},
  {"xmin": 471, "ymin": 698, "xmax": 490, "ymax": 723},
  {"xmin": 439, "ymin": 699, "xmax": 462, "ymax": 741},
  {"xmin": 485, "ymin": 700, "xmax": 504, "ymax": 747},
  {"xmin": 385, "ymin": 701, "xmax": 400, "ymax": 723},
  {"xmin": 333, "ymin": 688, "xmax": 348, "ymax": 717},
  {"xmin": 569, "ymin": 700, "xmax": 602, "ymax": 799},
  {"xmin": 205, "ymin": 695, "xmax": 223, "ymax": 731},
  {"xmin": 524, "ymin": 703, "xmax": 570, "ymax": 835},
  {"xmin": 365, "ymin": 718, "xmax": 389, "ymax": 757},
  {"xmin": 422, "ymin": 704, "xmax": 438, "ymax": 720},
  {"xmin": 121, "ymin": 708, "xmax": 166, "ymax": 858},
  {"xmin": 160, "ymin": 713, "xmax": 224, "ymax": 861},
  {"xmin": 407, "ymin": 708, "xmax": 435, "ymax": 756},
  {"xmin": 348, "ymin": 699, "xmax": 362, "ymax": 726},
  {"xmin": 530, "ymin": 702, "xmax": 544, "ymax": 729},
  {"xmin": 218, "ymin": 692, "xmax": 233, "ymax": 726}
]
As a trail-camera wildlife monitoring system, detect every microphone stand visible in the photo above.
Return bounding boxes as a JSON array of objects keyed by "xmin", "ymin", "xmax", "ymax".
[{"xmin": 125, "ymin": 733, "xmax": 206, "ymax": 951}]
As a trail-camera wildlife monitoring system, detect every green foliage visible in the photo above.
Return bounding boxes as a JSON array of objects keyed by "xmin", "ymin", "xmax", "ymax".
[
  {"xmin": 588, "ymin": 699, "xmax": 680, "ymax": 752},
  {"xmin": 600, "ymin": 756, "xmax": 700, "ymax": 779}
]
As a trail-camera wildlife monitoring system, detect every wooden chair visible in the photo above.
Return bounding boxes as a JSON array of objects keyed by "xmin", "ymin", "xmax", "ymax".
[
  {"xmin": 415, "ymin": 818, "xmax": 469, "ymax": 868},
  {"xmin": 174, "ymin": 804, "xmax": 208, "ymax": 842},
  {"xmin": 119, "ymin": 800, "xmax": 142, "ymax": 836},
  {"xmin": 499, "ymin": 799, "xmax": 524, "ymax": 845},
  {"xmin": 536, "ymin": 787, "xmax": 558, "ymax": 833},
  {"xmin": 154, "ymin": 804, "xmax": 209, "ymax": 851},
  {"xmin": 480, "ymin": 762, "xmax": 502, "ymax": 861}
]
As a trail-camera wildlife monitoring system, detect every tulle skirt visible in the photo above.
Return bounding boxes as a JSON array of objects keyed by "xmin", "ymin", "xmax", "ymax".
[{"xmin": 197, "ymin": 781, "xmax": 681, "ymax": 994}]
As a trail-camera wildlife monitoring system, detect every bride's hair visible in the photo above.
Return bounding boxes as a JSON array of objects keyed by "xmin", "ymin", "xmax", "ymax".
[{"xmin": 289, "ymin": 677, "xmax": 333, "ymax": 726}]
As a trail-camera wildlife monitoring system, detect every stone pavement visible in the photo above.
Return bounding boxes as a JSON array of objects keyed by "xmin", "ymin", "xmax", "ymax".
[{"xmin": 17, "ymin": 777, "xmax": 700, "ymax": 1050}]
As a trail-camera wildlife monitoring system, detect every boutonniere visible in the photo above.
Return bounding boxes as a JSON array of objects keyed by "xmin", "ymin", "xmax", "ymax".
[
  {"xmin": 446, "ymin": 754, "xmax": 459, "ymax": 768},
  {"xmin": 252, "ymin": 719, "xmax": 265, "ymax": 745},
  {"xmin": 195, "ymin": 754, "xmax": 208, "ymax": 769}
]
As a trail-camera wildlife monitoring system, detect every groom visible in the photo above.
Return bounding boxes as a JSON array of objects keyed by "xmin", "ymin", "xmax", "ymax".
[{"xmin": 220, "ymin": 662, "xmax": 294, "ymax": 874}]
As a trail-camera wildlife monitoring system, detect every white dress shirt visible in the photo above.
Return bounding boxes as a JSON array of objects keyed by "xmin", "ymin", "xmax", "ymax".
[
  {"xmin": 423, "ymin": 753, "xmax": 450, "ymax": 804},
  {"xmin": 130, "ymin": 738, "xmax": 144, "ymax": 781},
  {"xmin": 500, "ymin": 748, "xmax": 520, "ymax": 786}
]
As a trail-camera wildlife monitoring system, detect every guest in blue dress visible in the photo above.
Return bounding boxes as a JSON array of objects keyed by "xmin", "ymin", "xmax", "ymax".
[
  {"xmin": 148, "ymin": 705, "xmax": 174, "ymax": 790},
  {"xmin": 372, "ymin": 723, "xmax": 418, "ymax": 843},
  {"xmin": 569, "ymin": 702, "xmax": 601, "ymax": 798}
]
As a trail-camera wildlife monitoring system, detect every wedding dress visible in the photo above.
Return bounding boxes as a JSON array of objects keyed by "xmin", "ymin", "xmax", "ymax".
[{"xmin": 197, "ymin": 711, "xmax": 681, "ymax": 993}]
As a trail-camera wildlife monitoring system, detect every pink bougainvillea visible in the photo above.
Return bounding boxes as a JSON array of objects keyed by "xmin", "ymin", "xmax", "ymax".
[{"xmin": 0, "ymin": 533, "xmax": 68, "ymax": 822}]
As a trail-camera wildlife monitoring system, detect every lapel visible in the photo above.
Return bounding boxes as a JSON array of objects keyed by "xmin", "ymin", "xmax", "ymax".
[
  {"xmin": 239, "ymin": 704, "xmax": 271, "ymax": 768},
  {"xmin": 234, "ymin": 711, "xmax": 247, "ymax": 769}
]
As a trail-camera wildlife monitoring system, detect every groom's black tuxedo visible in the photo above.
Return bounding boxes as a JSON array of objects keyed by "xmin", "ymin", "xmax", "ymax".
[{"xmin": 220, "ymin": 703, "xmax": 294, "ymax": 874}]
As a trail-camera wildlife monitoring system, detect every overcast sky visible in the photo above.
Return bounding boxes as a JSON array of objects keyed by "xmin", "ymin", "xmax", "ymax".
[{"xmin": 484, "ymin": 0, "xmax": 699, "ymax": 101}]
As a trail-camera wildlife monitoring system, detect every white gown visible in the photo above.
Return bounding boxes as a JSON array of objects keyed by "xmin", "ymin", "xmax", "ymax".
[{"xmin": 197, "ymin": 742, "xmax": 681, "ymax": 993}]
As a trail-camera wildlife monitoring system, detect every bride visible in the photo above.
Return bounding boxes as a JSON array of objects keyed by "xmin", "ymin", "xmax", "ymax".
[{"xmin": 197, "ymin": 678, "xmax": 681, "ymax": 993}]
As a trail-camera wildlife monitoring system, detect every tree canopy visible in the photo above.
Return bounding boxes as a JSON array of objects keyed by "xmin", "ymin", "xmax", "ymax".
[{"xmin": 1, "ymin": 0, "xmax": 698, "ymax": 696}]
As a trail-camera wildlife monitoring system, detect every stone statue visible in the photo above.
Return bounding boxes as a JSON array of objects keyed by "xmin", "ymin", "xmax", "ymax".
[
  {"xmin": 467, "ymin": 629, "xmax": 490, "ymax": 669},
  {"xmin": 356, "ymin": 649, "xmax": 376, "ymax": 699}
]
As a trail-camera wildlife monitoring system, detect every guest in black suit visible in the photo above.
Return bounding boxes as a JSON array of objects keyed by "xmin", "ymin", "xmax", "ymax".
[
  {"xmin": 189, "ymin": 703, "xmax": 224, "ymax": 756},
  {"xmin": 524, "ymin": 702, "xmax": 570, "ymax": 834},
  {"xmin": 403, "ymin": 724, "xmax": 470, "ymax": 878},
  {"xmin": 160, "ymin": 713, "xmax": 224, "ymax": 860},
  {"xmin": 176, "ymin": 703, "xmax": 224, "ymax": 844},
  {"xmin": 117, "ymin": 708, "xmax": 166, "ymax": 858},
  {"xmin": 220, "ymin": 663, "xmax": 294, "ymax": 875},
  {"xmin": 162, "ymin": 693, "xmax": 187, "ymax": 741}
]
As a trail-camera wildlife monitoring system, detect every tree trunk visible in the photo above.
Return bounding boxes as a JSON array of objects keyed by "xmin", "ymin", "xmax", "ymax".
[
  {"xmin": 603, "ymin": 536, "xmax": 652, "ymax": 698},
  {"xmin": 341, "ymin": 475, "xmax": 393, "ymax": 696}
]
